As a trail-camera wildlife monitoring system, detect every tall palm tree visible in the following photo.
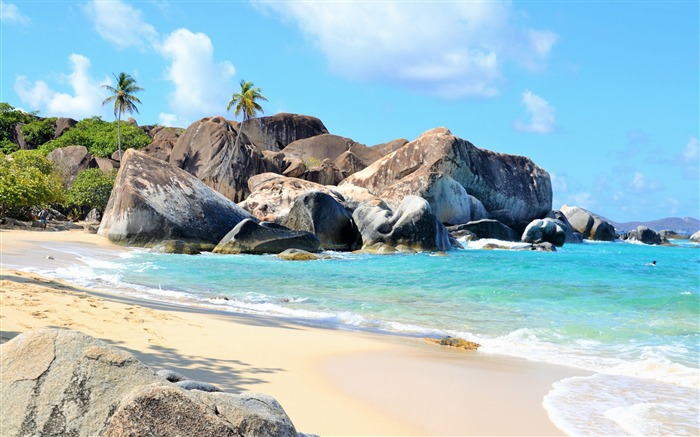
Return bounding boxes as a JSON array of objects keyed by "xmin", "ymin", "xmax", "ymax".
[
  {"xmin": 102, "ymin": 72, "xmax": 144, "ymax": 161},
  {"xmin": 218, "ymin": 80, "xmax": 267, "ymax": 192}
]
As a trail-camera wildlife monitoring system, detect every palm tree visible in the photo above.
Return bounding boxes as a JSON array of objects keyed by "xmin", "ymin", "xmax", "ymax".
[
  {"xmin": 218, "ymin": 80, "xmax": 267, "ymax": 191},
  {"xmin": 102, "ymin": 72, "xmax": 144, "ymax": 161}
]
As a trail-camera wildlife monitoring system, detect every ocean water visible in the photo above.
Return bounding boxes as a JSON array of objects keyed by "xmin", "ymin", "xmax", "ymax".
[{"xmin": 22, "ymin": 239, "xmax": 700, "ymax": 435}]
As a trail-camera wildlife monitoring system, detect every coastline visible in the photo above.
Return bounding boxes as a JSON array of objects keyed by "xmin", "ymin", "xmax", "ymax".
[{"xmin": 1, "ymin": 229, "xmax": 588, "ymax": 435}]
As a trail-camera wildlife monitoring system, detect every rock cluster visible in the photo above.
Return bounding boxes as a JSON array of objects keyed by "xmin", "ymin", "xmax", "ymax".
[{"xmin": 0, "ymin": 329, "xmax": 298, "ymax": 437}]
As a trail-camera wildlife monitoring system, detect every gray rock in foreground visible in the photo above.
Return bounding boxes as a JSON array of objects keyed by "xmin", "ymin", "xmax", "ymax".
[
  {"xmin": 560, "ymin": 205, "xmax": 617, "ymax": 241},
  {"xmin": 521, "ymin": 218, "xmax": 567, "ymax": 247},
  {"xmin": 620, "ymin": 226, "xmax": 668, "ymax": 245},
  {"xmin": 214, "ymin": 219, "xmax": 321, "ymax": 254},
  {"xmin": 0, "ymin": 329, "xmax": 297, "ymax": 437},
  {"xmin": 98, "ymin": 149, "xmax": 253, "ymax": 246},
  {"xmin": 353, "ymin": 196, "xmax": 451, "ymax": 253}
]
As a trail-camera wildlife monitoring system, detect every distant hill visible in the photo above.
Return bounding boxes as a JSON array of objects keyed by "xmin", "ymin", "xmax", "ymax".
[{"xmin": 609, "ymin": 217, "xmax": 700, "ymax": 235}]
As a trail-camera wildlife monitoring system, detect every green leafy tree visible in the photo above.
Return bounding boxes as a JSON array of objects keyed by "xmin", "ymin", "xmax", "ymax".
[
  {"xmin": 21, "ymin": 117, "xmax": 57, "ymax": 148},
  {"xmin": 220, "ymin": 80, "xmax": 267, "ymax": 191},
  {"xmin": 65, "ymin": 168, "xmax": 117, "ymax": 211},
  {"xmin": 102, "ymin": 73, "xmax": 144, "ymax": 161},
  {"xmin": 0, "ymin": 102, "xmax": 36, "ymax": 154},
  {"xmin": 0, "ymin": 150, "xmax": 65, "ymax": 219},
  {"xmin": 40, "ymin": 116, "xmax": 150, "ymax": 158}
]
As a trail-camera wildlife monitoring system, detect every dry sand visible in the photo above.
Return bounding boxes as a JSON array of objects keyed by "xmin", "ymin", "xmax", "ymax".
[{"xmin": 1, "ymin": 228, "xmax": 587, "ymax": 436}]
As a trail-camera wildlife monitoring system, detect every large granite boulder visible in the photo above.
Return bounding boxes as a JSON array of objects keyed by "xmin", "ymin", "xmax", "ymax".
[
  {"xmin": 281, "ymin": 191, "xmax": 362, "ymax": 251},
  {"xmin": 98, "ymin": 149, "xmax": 253, "ymax": 246},
  {"xmin": 546, "ymin": 210, "xmax": 584, "ymax": 243},
  {"xmin": 331, "ymin": 184, "xmax": 388, "ymax": 211},
  {"xmin": 241, "ymin": 113, "xmax": 329, "ymax": 152},
  {"xmin": 213, "ymin": 219, "xmax": 321, "ymax": 254},
  {"xmin": 47, "ymin": 145, "xmax": 93, "ymax": 188},
  {"xmin": 239, "ymin": 173, "xmax": 344, "ymax": 223},
  {"xmin": 94, "ymin": 157, "xmax": 120, "ymax": 174},
  {"xmin": 447, "ymin": 219, "xmax": 519, "ymax": 242},
  {"xmin": 521, "ymin": 218, "xmax": 567, "ymax": 247},
  {"xmin": 620, "ymin": 226, "xmax": 667, "ymax": 245},
  {"xmin": 142, "ymin": 126, "xmax": 184, "ymax": 162},
  {"xmin": 170, "ymin": 116, "xmax": 277, "ymax": 203},
  {"xmin": 689, "ymin": 230, "xmax": 700, "ymax": 243},
  {"xmin": 560, "ymin": 205, "xmax": 617, "ymax": 241},
  {"xmin": 341, "ymin": 128, "xmax": 552, "ymax": 229},
  {"xmin": 0, "ymin": 329, "xmax": 297, "ymax": 437},
  {"xmin": 378, "ymin": 172, "xmax": 471, "ymax": 225},
  {"xmin": 53, "ymin": 117, "xmax": 78, "ymax": 139},
  {"xmin": 283, "ymin": 134, "xmax": 383, "ymax": 170},
  {"xmin": 353, "ymin": 195, "xmax": 451, "ymax": 252},
  {"xmin": 371, "ymin": 138, "xmax": 408, "ymax": 156},
  {"xmin": 299, "ymin": 158, "xmax": 345, "ymax": 186}
]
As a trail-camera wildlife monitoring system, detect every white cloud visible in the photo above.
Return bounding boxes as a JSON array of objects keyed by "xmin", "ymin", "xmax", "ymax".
[
  {"xmin": 157, "ymin": 28, "xmax": 236, "ymax": 123},
  {"xmin": 571, "ymin": 192, "xmax": 595, "ymax": 209},
  {"xmin": 1, "ymin": 2, "xmax": 30, "ymax": 24},
  {"xmin": 629, "ymin": 171, "xmax": 660, "ymax": 191},
  {"xmin": 255, "ymin": 0, "xmax": 556, "ymax": 99},
  {"xmin": 682, "ymin": 137, "xmax": 699, "ymax": 162},
  {"xmin": 84, "ymin": 0, "xmax": 158, "ymax": 50},
  {"xmin": 14, "ymin": 54, "xmax": 107, "ymax": 119},
  {"xmin": 513, "ymin": 90, "xmax": 557, "ymax": 134}
]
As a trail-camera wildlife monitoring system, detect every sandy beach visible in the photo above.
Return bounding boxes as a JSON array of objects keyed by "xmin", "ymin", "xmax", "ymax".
[{"xmin": 0, "ymin": 228, "xmax": 588, "ymax": 436}]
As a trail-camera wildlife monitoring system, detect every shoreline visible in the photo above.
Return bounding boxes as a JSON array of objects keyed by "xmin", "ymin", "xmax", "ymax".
[{"xmin": 1, "ymin": 228, "xmax": 589, "ymax": 435}]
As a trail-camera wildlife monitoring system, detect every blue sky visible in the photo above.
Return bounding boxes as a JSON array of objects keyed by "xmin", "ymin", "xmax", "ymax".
[{"xmin": 2, "ymin": 0, "xmax": 698, "ymax": 222}]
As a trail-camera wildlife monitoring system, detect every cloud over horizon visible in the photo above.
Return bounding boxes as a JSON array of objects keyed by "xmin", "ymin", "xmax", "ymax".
[
  {"xmin": 513, "ymin": 90, "xmax": 557, "ymax": 134},
  {"xmin": 255, "ymin": 0, "xmax": 557, "ymax": 99},
  {"xmin": 1, "ymin": 2, "xmax": 30, "ymax": 25}
]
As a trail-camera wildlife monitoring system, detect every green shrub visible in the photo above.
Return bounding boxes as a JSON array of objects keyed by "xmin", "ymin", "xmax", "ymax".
[
  {"xmin": 21, "ymin": 117, "xmax": 57, "ymax": 148},
  {"xmin": 41, "ymin": 116, "xmax": 150, "ymax": 157},
  {"xmin": 0, "ymin": 150, "xmax": 65, "ymax": 219},
  {"xmin": 65, "ymin": 168, "xmax": 117, "ymax": 211}
]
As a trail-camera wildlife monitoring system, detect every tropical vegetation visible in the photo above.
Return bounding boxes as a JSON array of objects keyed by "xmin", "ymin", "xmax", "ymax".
[
  {"xmin": 102, "ymin": 72, "xmax": 144, "ymax": 161},
  {"xmin": 0, "ymin": 150, "xmax": 65, "ymax": 219}
]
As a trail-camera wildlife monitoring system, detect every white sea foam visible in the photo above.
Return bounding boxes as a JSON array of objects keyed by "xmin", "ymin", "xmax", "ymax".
[{"xmin": 544, "ymin": 374, "xmax": 700, "ymax": 436}]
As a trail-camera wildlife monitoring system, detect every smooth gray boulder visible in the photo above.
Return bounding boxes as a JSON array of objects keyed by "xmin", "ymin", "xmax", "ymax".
[
  {"xmin": 379, "ymin": 172, "xmax": 471, "ymax": 225},
  {"xmin": 560, "ymin": 205, "xmax": 617, "ymax": 241},
  {"xmin": 342, "ymin": 128, "xmax": 552, "ymax": 227},
  {"xmin": 281, "ymin": 191, "xmax": 361, "ymax": 251},
  {"xmin": 98, "ymin": 149, "xmax": 253, "ymax": 246},
  {"xmin": 620, "ymin": 226, "xmax": 667, "ymax": 245},
  {"xmin": 47, "ymin": 145, "xmax": 93, "ymax": 188},
  {"xmin": 690, "ymin": 230, "xmax": 700, "ymax": 243},
  {"xmin": 353, "ymin": 195, "xmax": 451, "ymax": 252},
  {"xmin": 170, "ymin": 116, "xmax": 277, "ymax": 203},
  {"xmin": 213, "ymin": 219, "xmax": 321, "ymax": 254},
  {"xmin": 283, "ymin": 133, "xmax": 382, "ymax": 169},
  {"xmin": 546, "ymin": 210, "xmax": 584, "ymax": 243},
  {"xmin": 142, "ymin": 125, "xmax": 184, "ymax": 162},
  {"xmin": 0, "ymin": 329, "xmax": 298, "ymax": 437},
  {"xmin": 448, "ymin": 219, "xmax": 519, "ymax": 242},
  {"xmin": 521, "ymin": 218, "xmax": 567, "ymax": 247},
  {"xmin": 242, "ymin": 113, "xmax": 329, "ymax": 152}
]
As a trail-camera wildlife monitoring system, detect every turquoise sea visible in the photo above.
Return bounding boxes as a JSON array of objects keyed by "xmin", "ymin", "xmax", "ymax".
[{"xmin": 22, "ymin": 238, "xmax": 700, "ymax": 435}]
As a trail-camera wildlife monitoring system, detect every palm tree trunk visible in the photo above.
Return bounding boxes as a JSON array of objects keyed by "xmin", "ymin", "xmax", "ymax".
[
  {"xmin": 117, "ymin": 112, "xmax": 123, "ymax": 161},
  {"xmin": 216, "ymin": 118, "xmax": 246, "ymax": 195}
]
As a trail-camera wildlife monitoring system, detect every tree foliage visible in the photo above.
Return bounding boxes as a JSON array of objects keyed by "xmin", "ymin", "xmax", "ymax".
[
  {"xmin": 21, "ymin": 117, "xmax": 57, "ymax": 148},
  {"xmin": 0, "ymin": 102, "xmax": 35, "ymax": 154},
  {"xmin": 65, "ymin": 168, "xmax": 117, "ymax": 211},
  {"xmin": 0, "ymin": 150, "xmax": 65, "ymax": 218},
  {"xmin": 40, "ymin": 116, "xmax": 150, "ymax": 158},
  {"xmin": 103, "ymin": 72, "xmax": 144, "ymax": 160}
]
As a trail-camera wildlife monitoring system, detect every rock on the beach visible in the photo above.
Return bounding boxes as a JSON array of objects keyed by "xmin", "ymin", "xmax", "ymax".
[
  {"xmin": 281, "ymin": 191, "xmax": 361, "ymax": 251},
  {"xmin": 341, "ymin": 127, "xmax": 552, "ymax": 229},
  {"xmin": 47, "ymin": 145, "xmax": 93, "ymax": 189},
  {"xmin": 0, "ymin": 329, "xmax": 298, "ymax": 437},
  {"xmin": 213, "ymin": 219, "xmax": 321, "ymax": 254},
  {"xmin": 560, "ymin": 205, "xmax": 617, "ymax": 241},
  {"xmin": 546, "ymin": 210, "xmax": 583, "ymax": 243},
  {"xmin": 242, "ymin": 113, "xmax": 329, "ymax": 152},
  {"xmin": 239, "ymin": 173, "xmax": 344, "ymax": 223},
  {"xmin": 378, "ymin": 172, "xmax": 472, "ymax": 225},
  {"xmin": 169, "ymin": 116, "xmax": 277, "ymax": 203},
  {"xmin": 277, "ymin": 248, "xmax": 321, "ymax": 261},
  {"xmin": 426, "ymin": 337, "xmax": 481, "ymax": 350},
  {"xmin": 521, "ymin": 218, "xmax": 567, "ymax": 247},
  {"xmin": 690, "ymin": 230, "xmax": 700, "ymax": 243},
  {"xmin": 142, "ymin": 125, "xmax": 184, "ymax": 162},
  {"xmin": 620, "ymin": 226, "xmax": 667, "ymax": 245},
  {"xmin": 447, "ymin": 219, "xmax": 519, "ymax": 242},
  {"xmin": 353, "ymin": 195, "xmax": 451, "ymax": 252},
  {"xmin": 98, "ymin": 149, "xmax": 253, "ymax": 246}
]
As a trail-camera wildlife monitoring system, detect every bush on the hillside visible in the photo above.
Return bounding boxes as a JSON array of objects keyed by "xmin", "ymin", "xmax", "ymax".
[
  {"xmin": 65, "ymin": 168, "xmax": 116, "ymax": 212},
  {"xmin": 41, "ymin": 116, "xmax": 150, "ymax": 157},
  {"xmin": 21, "ymin": 117, "xmax": 57, "ymax": 149},
  {"xmin": 0, "ymin": 102, "xmax": 36, "ymax": 154},
  {"xmin": 0, "ymin": 150, "xmax": 65, "ymax": 219}
]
